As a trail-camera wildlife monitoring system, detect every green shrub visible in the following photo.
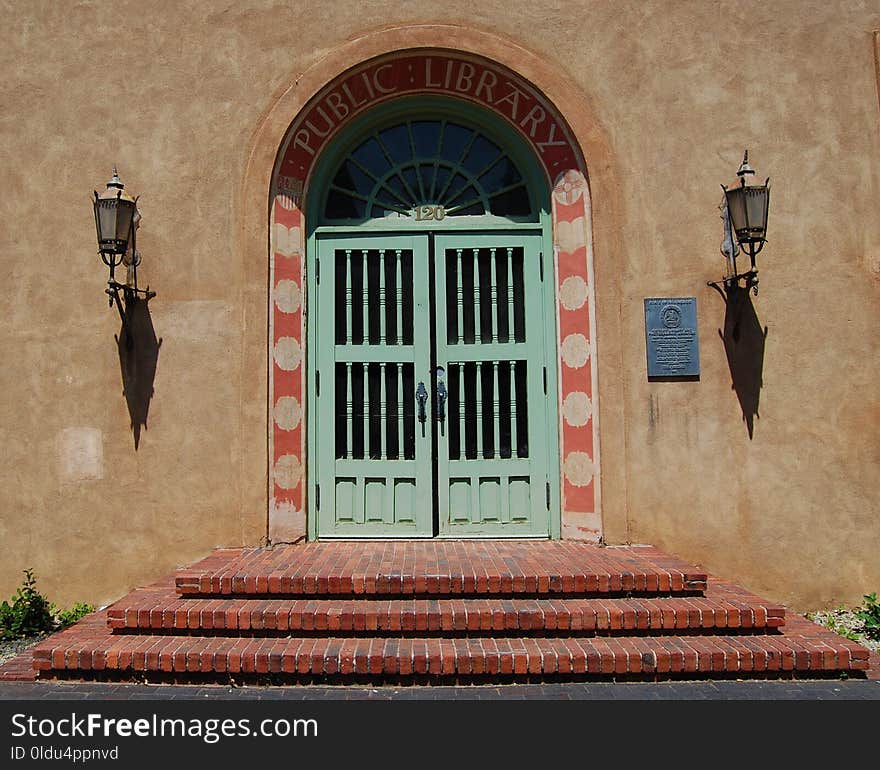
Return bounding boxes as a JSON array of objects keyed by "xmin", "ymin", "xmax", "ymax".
[
  {"xmin": 54, "ymin": 602, "xmax": 94, "ymax": 629},
  {"xmin": 0, "ymin": 569, "xmax": 95, "ymax": 641},
  {"xmin": 0, "ymin": 568, "xmax": 55, "ymax": 640},
  {"xmin": 856, "ymin": 592, "xmax": 880, "ymax": 640}
]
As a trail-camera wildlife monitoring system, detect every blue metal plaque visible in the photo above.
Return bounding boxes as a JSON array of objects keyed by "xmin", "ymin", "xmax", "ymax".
[{"xmin": 644, "ymin": 297, "xmax": 700, "ymax": 378}]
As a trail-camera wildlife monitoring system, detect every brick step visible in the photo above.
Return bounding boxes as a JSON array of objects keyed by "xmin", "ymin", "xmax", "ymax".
[
  {"xmin": 16, "ymin": 543, "xmax": 873, "ymax": 684},
  {"xmin": 32, "ymin": 615, "xmax": 868, "ymax": 681},
  {"xmin": 107, "ymin": 591, "xmax": 785, "ymax": 634},
  {"xmin": 175, "ymin": 542, "xmax": 708, "ymax": 597}
]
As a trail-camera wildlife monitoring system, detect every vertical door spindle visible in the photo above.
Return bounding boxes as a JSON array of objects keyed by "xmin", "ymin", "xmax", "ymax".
[
  {"xmin": 493, "ymin": 360, "xmax": 501, "ymax": 458},
  {"xmin": 506, "ymin": 247, "xmax": 515, "ymax": 343},
  {"xmin": 472, "ymin": 248, "xmax": 481, "ymax": 344},
  {"xmin": 510, "ymin": 362, "xmax": 518, "ymax": 459},
  {"xmin": 363, "ymin": 362, "xmax": 370, "ymax": 459},
  {"xmin": 458, "ymin": 363, "xmax": 466, "ymax": 460},
  {"xmin": 456, "ymin": 248, "xmax": 464, "ymax": 344},
  {"xmin": 346, "ymin": 362, "xmax": 353, "ymax": 459},
  {"xmin": 475, "ymin": 361, "xmax": 483, "ymax": 459},
  {"xmin": 489, "ymin": 248, "xmax": 497, "ymax": 343},
  {"xmin": 345, "ymin": 249, "xmax": 353, "ymax": 345},
  {"xmin": 362, "ymin": 249, "xmax": 369, "ymax": 345},
  {"xmin": 378, "ymin": 249, "xmax": 386, "ymax": 344},
  {"xmin": 397, "ymin": 363, "xmax": 404, "ymax": 460},
  {"xmin": 395, "ymin": 249, "xmax": 403, "ymax": 344},
  {"xmin": 379, "ymin": 362, "xmax": 387, "ymax": 459}
]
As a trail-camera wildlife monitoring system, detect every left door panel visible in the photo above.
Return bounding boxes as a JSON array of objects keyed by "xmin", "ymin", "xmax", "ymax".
[{"xmin": 315, "ymin": 234, "xmax": 433, "ymax": 536}]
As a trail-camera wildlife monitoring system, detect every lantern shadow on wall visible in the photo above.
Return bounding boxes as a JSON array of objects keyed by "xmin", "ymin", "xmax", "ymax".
[
  {"xmin": 93, "ymin": 168, "xmax": 161, "ymax": 449},
  {"xmin": 716, "ymin": 287, "xmax": 767, "ymax": 439},
  {"xmin": 116, "ymin": 298, "xmax": 162, "ymax": 449},
  {"xmin": 708, "ymin": 151, "xmax": 770, "ymax": 439}
]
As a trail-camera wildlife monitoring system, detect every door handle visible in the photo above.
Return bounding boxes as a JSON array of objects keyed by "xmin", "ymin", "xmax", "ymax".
[
  {"xmin": 435, "ymin": 366, "xmax": 447, "ymax": 436},
  {"xmin": 416, "ymin": 381, "xmax": 428, "ymax": 437}
]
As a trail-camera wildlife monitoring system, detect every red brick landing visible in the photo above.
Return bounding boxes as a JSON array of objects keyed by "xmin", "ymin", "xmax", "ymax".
[{"xmin": 7, "ymin": 541, "xmax": 872, "ymax": 684}]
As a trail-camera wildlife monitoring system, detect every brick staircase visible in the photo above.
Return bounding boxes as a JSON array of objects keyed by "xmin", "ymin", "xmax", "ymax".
[{"xmin": 26, "ymin": 542, "xmax": 870, "ymax": 683}]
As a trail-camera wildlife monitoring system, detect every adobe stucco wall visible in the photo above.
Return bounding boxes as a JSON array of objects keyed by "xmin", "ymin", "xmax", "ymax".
[{"xmin": 0, "ymin": 1, "xmax": 877, "ymax": 613}]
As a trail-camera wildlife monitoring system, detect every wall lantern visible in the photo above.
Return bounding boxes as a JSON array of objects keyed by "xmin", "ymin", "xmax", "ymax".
[
  {"xmin": 93, "ymin": 167, "xmax": 155, "ymax": 330},
  {"xmin": 709, "ymin": 150, "xmax": 770, "ymax": 295}
]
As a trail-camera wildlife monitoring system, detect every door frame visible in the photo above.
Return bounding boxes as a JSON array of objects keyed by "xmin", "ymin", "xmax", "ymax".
[{"xmin": 304, "ymin": 96, "xmax": 560, "ymax": 539}]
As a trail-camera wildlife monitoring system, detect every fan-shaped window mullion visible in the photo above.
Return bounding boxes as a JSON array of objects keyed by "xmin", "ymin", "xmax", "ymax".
[
  {"xmin": 322, "ymin": 118, "xmax": 535, "ymax": 221},
  {"xmin": 435, "ymin": 131, "xmax": 480, "ymax": 203},
  {"xmin": 405, "ymin": 123, "xmax": 428, "ymax": 203},
  {"xmin": 428, "ymin": 160, "xmax": 440, "ymax": 202},
  {"xmin": 444, "ymin": 170, "xmax": 490, "ymax": 209},
  {"xmin": 446, "ymin": 198, "xmax": 485, "ymax": 216},
  {"xmin": 372, "ymin": 167, "xmax": 419, "ymax": 211},
  {"xmin": 330, "ymin": 184, "xmax": 371, "ymax": 204},
  {"xmin": 373, "ymin": 131, "xmax": 420, "ymax": 206},
  {"xmin": 473, "ymin": 154, "xmax": 506, "ymax": 186},
  {"xmin": 348, "ymin": 157, "xmax": 411, "ymax": 212}
]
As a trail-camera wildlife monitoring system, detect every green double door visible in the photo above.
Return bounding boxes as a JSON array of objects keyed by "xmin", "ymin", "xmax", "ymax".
[{"xmin": 313, "ymin": 230, "xmax": 557, "ymax": 537}]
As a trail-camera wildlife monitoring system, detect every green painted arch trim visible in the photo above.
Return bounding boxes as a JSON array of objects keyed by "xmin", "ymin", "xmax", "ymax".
[{"xmin": 305, "ymin": 95, "xmax": 552, "ymax": 235}]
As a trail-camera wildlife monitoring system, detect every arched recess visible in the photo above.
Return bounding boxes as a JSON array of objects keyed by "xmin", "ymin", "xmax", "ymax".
[{"xmin": 237, "ymin": 26, "xmax": 626, "ymax": 545}]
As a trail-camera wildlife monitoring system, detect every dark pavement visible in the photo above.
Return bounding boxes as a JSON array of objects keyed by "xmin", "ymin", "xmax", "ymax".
[{"xmin": 1, "ymin": 678, "xmax": 878, "ymax": 700}]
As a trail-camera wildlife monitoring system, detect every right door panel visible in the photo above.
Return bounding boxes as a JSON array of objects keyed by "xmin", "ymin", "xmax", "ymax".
[{"xmin": 434, "ymin": 232, "xmax": 552, "ymax": 537}]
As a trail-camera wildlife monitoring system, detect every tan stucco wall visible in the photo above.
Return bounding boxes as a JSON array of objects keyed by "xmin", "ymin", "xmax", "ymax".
[{"xmin": 0, "ymin": 1, "xmax": 877, "ymax": 613}]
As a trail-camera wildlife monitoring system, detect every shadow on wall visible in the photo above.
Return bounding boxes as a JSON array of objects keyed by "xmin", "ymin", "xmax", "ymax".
[
  {"xmin": 718, "ymin": 286, "xmax": 767, "ymax": 439},
  {"xmin": 116, "ymin": 297, "xmax": 162, "ymax": 449}
]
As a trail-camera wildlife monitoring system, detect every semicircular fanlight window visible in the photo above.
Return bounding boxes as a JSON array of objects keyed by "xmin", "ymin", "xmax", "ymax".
[{"xmin": 323, "ymin": 119, "xmax": 534, "ymax": 221}]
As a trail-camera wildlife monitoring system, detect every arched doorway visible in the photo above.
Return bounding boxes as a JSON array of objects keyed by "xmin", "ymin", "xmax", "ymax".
[
  {"xmin": 267, "ymin": 48, "xmax": 602, "ymax": 543},
  {"xmin": 307, "ymin": 96, "xmax": 558, "ymax": 537}
]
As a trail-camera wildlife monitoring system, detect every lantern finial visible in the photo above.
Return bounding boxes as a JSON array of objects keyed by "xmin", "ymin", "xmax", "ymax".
[
  {"xmin": 736, "ymin": 150, "xmax": 755, "ymax": 180},
  {"xmin": 107, "ymin": 166, "xmax": 124, "ymax": 189}
]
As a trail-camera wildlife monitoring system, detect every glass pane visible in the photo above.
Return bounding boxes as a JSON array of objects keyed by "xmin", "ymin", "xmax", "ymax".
[
  {"xmin": 378, "ymin": 124, "xmax": 411, "ymax": 165},
  {"xmin": 446, "ymin": 173, "xmax": 469, "ymax": 200},
  {"xmin": 479, "ymin": 156, "xmax": 522, "ymax": 192},
  {"xmin": 411, "ymin": 121, "xmax": 441, "ymax": 158},
  {"xmin": 352, "ymin": 137, "xmax": 389, "ymax": 177},
  {"xmin": 461, "ymin": 135, "xmax": 501, "ymax": 175},
  {"xmin": 332, "ymin": 160, "xmax": 374, "ymax": 197},
  {"xmin": 432, "ymin": 166, "xmax": 452, "ymax": 201},
  {"xmin": 401, "ymin": 166, "xmax": 421, "ymax": 202},
  {"xmin": 441, "ymin": 123, "xmax": 473, "ymax": 163},
  {"xmin": 449, "ymin": 201, "xmax": 484, "ymax": 216},
  {"xmin": 489, "ymin": 186, "xmax": 531, "ymax": 216},
  {"xmin": 383, "ymin": 174, "xmax": 408, "ymax": 202},
  {"xmin": 97, "ymin": 203, "xmax": 118, "ymax": 242},
  {"xmin": 447, "ymin": 184, "xmax": 480, "ymax": 208},
  {"xmin": 325, "ymin": 189, "xmax": 365, "ymax": 220}
]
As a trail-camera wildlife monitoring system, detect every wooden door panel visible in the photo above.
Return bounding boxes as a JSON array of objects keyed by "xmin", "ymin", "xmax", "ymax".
[
  {"xmin": 434, "ymin": 233, "xmax": 550, "ymax": 536},
  {"xmin": 316, "ymin": 235, "xmax": 432, "ymax": 536}
]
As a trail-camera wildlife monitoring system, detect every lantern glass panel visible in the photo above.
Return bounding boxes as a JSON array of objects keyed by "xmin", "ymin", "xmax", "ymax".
[
  {"xmin": 114, "ymin": 199, "xmax": 135, "ymax": 245},
  {"xmin": 744, "ymin": 187, "xmax": 769, "ymax": 240},
  {"xmin": 96, "ymin": 200, "xmax": 119, "ymax": 249},
  {"xmin": 725, "ymin": 187, "xmax": 748, "ymax": 240}
]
